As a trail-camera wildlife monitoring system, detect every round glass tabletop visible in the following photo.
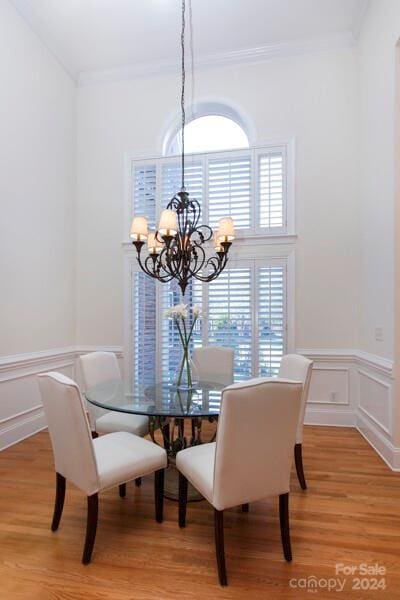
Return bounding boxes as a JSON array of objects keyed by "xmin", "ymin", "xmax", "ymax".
[{"xmin": 85, "ymin": 379, "xmax": 225, "ymax": 418}]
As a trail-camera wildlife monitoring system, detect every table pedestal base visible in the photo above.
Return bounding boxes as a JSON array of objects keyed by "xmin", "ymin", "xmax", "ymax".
[
  {"xmin": 149, "ymin": 415, "xmax": 217, "ymax": 502},
  {"xmin": 163, "ymin": 460, "xmax": 203, "ymax": 502}
]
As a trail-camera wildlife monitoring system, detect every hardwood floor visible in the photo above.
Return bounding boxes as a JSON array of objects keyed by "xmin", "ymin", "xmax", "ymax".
[{"xmin": 1, "ymin": 426, "xmax": 400, "ymax": 599}]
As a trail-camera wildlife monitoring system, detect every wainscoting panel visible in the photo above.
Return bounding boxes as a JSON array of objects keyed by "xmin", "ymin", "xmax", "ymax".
[
  {"xmin": 297, "ymin": 350, "xmax": 356, "ymax": 427},
  {"xmin": 358, "ymin": 369, "xmax": 391, "ymax": 435},
  {"xmin": 0, "ymin": 349, "xmax": 75, "ymax": 451}
]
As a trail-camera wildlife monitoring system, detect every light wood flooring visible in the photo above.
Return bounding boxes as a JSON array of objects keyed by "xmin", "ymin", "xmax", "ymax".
[{"xmin": 0, "ymin": 425, "xmax": 400, "ymax": 599}]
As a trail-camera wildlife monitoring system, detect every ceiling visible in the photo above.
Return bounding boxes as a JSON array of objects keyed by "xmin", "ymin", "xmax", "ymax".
[{"xmin": 10, "ymin": 0, "xmax": 368, "ymax": 81}]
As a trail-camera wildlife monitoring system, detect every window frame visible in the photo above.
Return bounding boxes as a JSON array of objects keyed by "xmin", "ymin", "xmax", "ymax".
[
  {"xmin": 123, "ymin": 139, "xmax": 296, "ymax": 391},
  {"xmin": 123, "ymin": 139, "xmax": 296, "ymax": 243}
]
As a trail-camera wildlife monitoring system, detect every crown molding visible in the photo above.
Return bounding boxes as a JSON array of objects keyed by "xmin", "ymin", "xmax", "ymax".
[{"xmin": 78, "ymin": 31, "xmax": 356, "ymax": 87}]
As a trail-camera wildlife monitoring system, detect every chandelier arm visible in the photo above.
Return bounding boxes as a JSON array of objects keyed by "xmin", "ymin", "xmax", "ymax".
[
  {"xmin": 191, "ymin": 253, "xmax": 229, "ymax": 282},
  {"xmin": 190, "ymin": 224, "xmax": 213, "ymax": 245},
  {"xmin": 135, "ymin": 251, "xmax": 166, "ymax": 281}
]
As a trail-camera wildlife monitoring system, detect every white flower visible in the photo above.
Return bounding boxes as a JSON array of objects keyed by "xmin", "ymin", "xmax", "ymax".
[
  {"xmin": 174, "ymin": 303, "xmax": 188, "ymax": 319},
  {"xmin": 193, "ymin": 304, "xmax": 201, "ymax": 318},
  {"xmin": 164, "ymin": 303, "xmax": 188, "ymax": 320},
  {"xmin": 163, "ymin": 307, "xmax": 174, "ymax": 319}
]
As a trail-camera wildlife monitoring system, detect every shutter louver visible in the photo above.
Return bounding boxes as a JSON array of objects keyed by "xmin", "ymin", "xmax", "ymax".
[
  {"xmin": 133, "ymin": 271, "xmax": 157, "ymax": 386},
  {"xmin": 208, "ymin": 268, "xmax": 252, "ymax": 381},
  {"xmin": 133, "ymin": 164, "xmax": 156, "ymax": 229},
  {"xmin": 208, "ymin": 156, "xmax": 251, "ymax": 230},
  {"xmin": 161, "ymin": 162, "xmax": 203, "ymax": 209},
  {"xmin": 259, "ymin": 152, "xmax": 285, "ymax": 229},
  {"xmin": 258, "ymin": 266, "xmax": 285, "ymax": 376}
]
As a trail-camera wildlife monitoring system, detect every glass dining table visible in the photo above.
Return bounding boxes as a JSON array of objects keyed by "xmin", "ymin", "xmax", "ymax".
[{"xmin": 85, "ymin": 379, "xmax": 225, "ymax": 501}]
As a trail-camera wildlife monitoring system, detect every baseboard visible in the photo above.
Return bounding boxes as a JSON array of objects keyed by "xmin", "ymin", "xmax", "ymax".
[
  {"xmin": 305, "ymin": 407, "xmax": 356, "ymax": 427},
  {"xmin": 0, "ymin": 406, "xmax": 47, "ymax": 451},
  {"xmin": 356, "ymin": 411, "xmax": 400, "ymax": 471}
]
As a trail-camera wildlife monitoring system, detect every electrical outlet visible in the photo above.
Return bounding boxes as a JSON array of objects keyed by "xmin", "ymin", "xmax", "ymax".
[
  {"xmin": 375, "ymin": 327, "xmax": 384, "ymax": 342},
  {"xmin": 329, "ymin": 391, "xmax": 338, "ymax": 403}
]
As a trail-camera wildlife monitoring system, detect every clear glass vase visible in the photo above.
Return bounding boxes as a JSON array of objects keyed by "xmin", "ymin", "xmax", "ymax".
[{"xmin": 173, "ymin": 347, "xmax": 193, "ymax": 390}]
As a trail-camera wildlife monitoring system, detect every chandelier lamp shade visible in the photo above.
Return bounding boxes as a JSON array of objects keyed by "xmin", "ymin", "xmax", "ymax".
[{"xmin": 130, "ymin": 0, "xmax": 235, "ymax": 296}]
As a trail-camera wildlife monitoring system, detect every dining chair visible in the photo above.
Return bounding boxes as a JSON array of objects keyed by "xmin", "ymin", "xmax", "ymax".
[
  {"xmin": 278, "ymin": 354, "xmax": 313, "ymax": 490},
  {"xmin": 176, "ymin": 378, "xmax": 303, "ymax": 586},
  {"xmin": 37, "ymin": 372, "xmax": 167, "ymax": 564},
  {"xmin": 80, "ymin": 352, "xmax": 149, "ymax": 488},
  {"xmin": 191, "ymin": 346, "xmax": 234, "ymax": 386}
]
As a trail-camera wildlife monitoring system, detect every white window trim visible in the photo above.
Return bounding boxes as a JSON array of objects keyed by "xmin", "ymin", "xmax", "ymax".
[{"xmin": 123, "ymin": 137, "xmax": 296, "ymax": 244}]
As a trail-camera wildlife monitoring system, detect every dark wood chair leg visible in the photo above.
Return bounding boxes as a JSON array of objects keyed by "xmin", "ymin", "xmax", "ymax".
[
  {"xmin": 154, "ymin": 469, "xmax": 164, "ymax": 523},
  {"xmin": 214, "ymin": 509, "xmax": 227, "ymax": 586},
  {"xmin": 279, "ymin": 493, "xmax": 292, "ymax": 562},
  {"xmin": 51, "ymin": 472, "xmax": 66, "ymax": 532},
  {"xmin": 242, "ymin": 503, "xmax": 249, "ymax": 513},
  {"xmin": 119, "ymin": 483, "xmax": 126, "ymax": 498},
  {"xmin": 178, "ymin": 473, "xmax": 188, "ymax": 528},
  {"xmin": 294, "ymin": 443, "xmax": 307, "ymax": 490},
  {"xmin": 82, "ymin": 494, "xmax": 98, "ymax": 565},
  {"xmin": 135, "ymin": 477, "xmax": 142, "ymax": 487}
]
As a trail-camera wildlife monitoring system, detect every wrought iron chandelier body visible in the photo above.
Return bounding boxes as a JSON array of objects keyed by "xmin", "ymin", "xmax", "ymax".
[
  {"xmin": 132, "ymin": 191, "xmax": 232, "ymax": 295},
  {"xmin": 130, "ymin": 0, "xmax": 234, "ymax": 296}
]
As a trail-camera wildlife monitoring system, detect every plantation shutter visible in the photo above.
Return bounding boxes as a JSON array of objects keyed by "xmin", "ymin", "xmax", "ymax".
[
  {"xmin": 132, "ymin": 271, "xmax": 157, "ymax": 386},
  {"xmin": 258, "ymin": 265, "xmax": 285, "ymax": 376},
  {"xmin": 208, "ymin": 267, "xmax": 252, "ymax": 381},
  {"xmin": 208, "ymin": 155, "xmax": 251, "ymax": 230},
  {"xmin": 133, "ymin": 163, "xmax": 156, "ymax": 229},
  {"xmin": 161, "ymin": 161, "xmax": 203, "ymax": 209},
  {"xmin": 258, "ymin": 150, "xmax": 285, "ymax": 229}
]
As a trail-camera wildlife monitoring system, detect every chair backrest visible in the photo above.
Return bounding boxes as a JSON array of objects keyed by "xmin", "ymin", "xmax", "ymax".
[
  {"xmin": 79, "ymin": 351, "xmax": 121, "ymax": 390},
  {"xmin": 212, "ymin": 378, "xmax": 302, "ymax": 511},
  {"xmin": 278, "ymin": 354, "xmax": 313, "ymax": 443},
  {"xmin": 192, "ymin": 346, "xmax": 234, "ymax": 386},
  {"xmin": 37, "ymin": 372, "xmax": 99, "ymax": 495}
]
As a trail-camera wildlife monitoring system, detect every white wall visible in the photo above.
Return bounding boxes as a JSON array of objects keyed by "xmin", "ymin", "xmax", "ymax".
[
  {"xmin": 76, "ymin": 49, "xmax": 360, "ymax": 353},
  {"xmin": 0, "ymin": 1, "xmax": 76, "ymax": 447},
  {"xmin": 358, "ymin": 0, "xmax": 400, "ymax": 361},
  {"xmin": 356, "ymin": 0, "xmax": 400, "ymax": 457}
]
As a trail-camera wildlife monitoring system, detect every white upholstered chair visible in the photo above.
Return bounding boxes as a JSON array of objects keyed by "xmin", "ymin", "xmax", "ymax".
[
  {"xmin": 80, "ymin": 352, "xmax": 149, "ymax": 488},
  {"xmin": 176, "ymin": 378, "xmax": 303, "ymax": 585},
  {"xmin": 37, "ymin": 372, "xmax": 167, "ymax": 564},
  {"xmin": 278, "ymin": 354, "xmax": 313, "ymax": 490},
  {"xmin": 191, "ymin": 346, "xmax": 234, "ymax": 386}
]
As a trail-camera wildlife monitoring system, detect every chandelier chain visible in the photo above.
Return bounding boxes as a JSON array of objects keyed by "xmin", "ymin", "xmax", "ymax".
[
  {"xmin": 181, "ymin": 0, "xmax": 186, "ymax": 191},
  {"xmin": 189, "ymin": 0, "xmax": 195, "ymax": 121}
]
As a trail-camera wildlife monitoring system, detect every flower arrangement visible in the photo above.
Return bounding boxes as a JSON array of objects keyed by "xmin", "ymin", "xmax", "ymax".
[{"xmin": 164, "ymin": 303, "xmax": 201, "ymax": 388}]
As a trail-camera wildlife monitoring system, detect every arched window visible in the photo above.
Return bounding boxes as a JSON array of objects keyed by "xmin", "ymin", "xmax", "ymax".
[
  {"xmin": 168, "ymin": 114, "xmax": 249, "ymax": 155},
  {"xmin": 130, "ymin": 104, "xmax": 291, "ymax": 388}
]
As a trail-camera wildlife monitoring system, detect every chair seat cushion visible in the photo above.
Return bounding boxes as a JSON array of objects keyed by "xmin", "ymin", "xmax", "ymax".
[
  {"xmin": 96, "ymin": 411, "xmax": 149, "ymax": 437},
  {"xmin": 176, "ymin": 443, "xmax": 216, "ymax": 504},
  {"xmin": 93, "ymin": 432, "xmax": 167, "ymax": 491}
]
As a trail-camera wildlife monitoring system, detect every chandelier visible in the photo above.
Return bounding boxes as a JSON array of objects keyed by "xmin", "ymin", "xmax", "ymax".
[{"xmin": 130, "ymin": 0, "xmax": 235, "ymax": 296}]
